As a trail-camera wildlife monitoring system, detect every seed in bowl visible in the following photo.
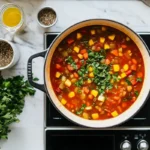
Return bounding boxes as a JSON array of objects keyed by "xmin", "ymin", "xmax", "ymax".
[
  {"xmin": 0, "ymin": 41, "xmax": 13, "ymax": 67},
  {"xmin": 38, "ymin": 8, "xmax": 56, "ymax": 26}
]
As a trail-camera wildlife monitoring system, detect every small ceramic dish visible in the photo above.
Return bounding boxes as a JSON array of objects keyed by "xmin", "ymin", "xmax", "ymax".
[
  {"xmin": 0, "ymin": 39, "xmax": 20, "ymax": 70},
  {"xmin": 37, "ymin": 7, "xmax": 57, "ymax": 28}
]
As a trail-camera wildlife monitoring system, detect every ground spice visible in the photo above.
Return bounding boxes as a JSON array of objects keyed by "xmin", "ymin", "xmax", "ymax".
[
  {"xmin": 38, "ymin": 8, "xmax": 56, "ymax": 26},
  {"xmin": 0, "ymin": 41, "xmax": 13, "ymax": 67}
]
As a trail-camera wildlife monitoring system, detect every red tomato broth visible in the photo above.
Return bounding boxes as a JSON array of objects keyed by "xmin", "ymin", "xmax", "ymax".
[{"xmin": 50, "ymin": 25, "xmax": 144, "ymax": 120}]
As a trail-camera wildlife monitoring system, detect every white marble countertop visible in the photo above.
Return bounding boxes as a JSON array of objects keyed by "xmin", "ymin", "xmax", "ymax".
[{"xmin": 0, "ymin": 0, "xmax": 150, "ymax": 150}]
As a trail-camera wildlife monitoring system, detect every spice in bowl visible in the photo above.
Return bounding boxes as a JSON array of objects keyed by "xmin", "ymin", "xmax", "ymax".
[
  {"xmin": 0, "ymin": 41, "xmax": 13, "ymax": 67},
  {"xmin": 37, "ymin": 7, "xmax": 57, "ymax": 27}
]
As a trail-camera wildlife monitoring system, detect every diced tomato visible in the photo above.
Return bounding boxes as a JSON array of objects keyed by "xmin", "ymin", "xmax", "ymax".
[
  {"xmin": 67, "ymin": 64, "xmax": 74, "ymax": 71},
  {"xmin": 77, "ymin": 64, "xmax": 81, "ymax": 69},
  {"xmin": 80, "ymin": 49, "xmax": 87, "ymax": 54},
  {"xmin": 55, "ymin": 64, "xmax": 61, "ymax": 69},
  {"xmin": 73, "ymin": 72, "xmax": 79, "ymax": 78},
  {"xmin": 130, "ymin": 79, "xmax": 137, "ymax": 85},
  {"xmin": 137, "ymin": 72, "xmax": 143, "ymax": 78},
  {"xmin": 107, "ymin": 113, "xmax": 111, "ymax": 117},
  {"xmin": 126, "ymin": 70, "xmax": 132, "ymax": 76},
  {"xmin": 132, "ymin": 58, "xmax": 137, "ymax": 64},
  {"xmin": 83, "ymin": 86, "xmax": 90, "ymax": 94},
  {"xmin": 83, "ymin": 53, "xmax": 88, "ymax": 59},
  {"xmin": 56, "ymin": 57, "xmax": 63, "ymax": 63},
  {"xmin": 66, "ymin": 103, "xmax": 71, "ymax": 109},
  {"xmin": 121, "ymin": 44, "xmax": 127, "ymax": 49},
  {"xmin": 131, "ymin": 64, "xmax": 137, "ymax": 71},
  {"xmin": 122, "ymin": 102, "xmax": 127, "ymax": 108},
  {"xmin": 70, "ymin": 104, "xmax": 74, "ymax": 109},
  {"xmin": 111, "ymin": 49, "xmax": 118, "ymax": 56},
  {"xmin": 56, "ymin": 87, "xmax": 61, "ymax": 93},
  {"xmin": 67, "ymin": 39, "xmax": 74, "ymax": 44}
]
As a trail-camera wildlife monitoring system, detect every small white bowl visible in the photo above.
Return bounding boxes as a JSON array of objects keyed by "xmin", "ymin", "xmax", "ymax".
[
  {"xmin": 0, "ymin": 39, "xmax": 20, "ymax": 70},
  {"xmin": 37, "ymin": 7, "xmax": 57, "ymax": 28}
]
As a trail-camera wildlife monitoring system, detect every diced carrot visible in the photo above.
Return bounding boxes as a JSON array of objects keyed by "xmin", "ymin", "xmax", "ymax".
[
  {"xmin": 105, "ymin": 59, "xmax": 110, "ymax": 65},
  {"xmin": 121, "ymin": 44, "xmax": 127, "ymax": 49},
  {"xmin": 126, "ymin": 70, "xmax": 132, "ymax": 76},
  {"xmin": 111, "ymin": 50, "xmax": 118, "ymax": 56},
  {"xmin": 67, "ymin": 64, "xmax": 74, "ymax": 71},
  {"xmin": 107, "ymin": 113, "xmax": 111, "ymax": 117},
  {"xmin": 73, "ymin": 72, "xmax": 79, "ymax": 78},
  {"xmin": 88, "ymin": 94, "xmax": 94, "ymax": 100},
  {"xmin": 132, "ymin": 58, "xmax": 137, "ymax": 64},
  {"xmin": 131, "ymin": 64, "xmax": 137, "ymax": 71},
  {"xmin": 80, "ymin": 49, "xmax": 87, "ymax": 54},
  {"xmin": 117, "ymin": 106, "xmax": 122, "ymax": 113},
  {"xmin": 83, "ymin": 86, "xmax": 90, "ymax": 94},
  {"xmin": 66, "ymin": 103, "xmax": 71, "ymax": 108},
  {"xmin": 83, "ymin": 53, "xmax": 88, "ymax": 59},
  {"xmin": 56, "ymin": 64, "xmax": 61, "ymax": 69},
  {"xmin": 86, "ymin": 102, "xmax": 91, "ymax": 106},
  {"xmin": 67, "ymin": 39, "xmax": 74, "ymax": 44},
  {"xmin": 70, "ymin": 104, "xmax": 74, "ymax": 109},
  {"xmin": 122, "ymin": 102, "xmax": 127, "ymax": 108},
  {"xmin": 137, "ymin": 72, "xmax": 143, "ymax": 78}
]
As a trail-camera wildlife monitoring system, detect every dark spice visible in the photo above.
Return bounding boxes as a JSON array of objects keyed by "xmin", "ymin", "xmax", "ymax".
[
  {"xmin": 0, "ymin": 41, "xmax": 13, "ymax": 67},
  {"xmin": 38, "ymin": 8, "xmax": 56, "ymax": 26}
]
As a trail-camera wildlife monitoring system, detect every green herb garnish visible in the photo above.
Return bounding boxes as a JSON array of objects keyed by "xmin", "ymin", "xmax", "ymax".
[
  {"xmin": 125, "ymin": 78, "xmax": 132, "ymax": 85},
  {"xmin": 76, "ymin": 104, "xmax": 86, "ymax": 115},
  {"xmin": 65, "ymin": 56, "xmax": 77, "ymax": 69},
  {"xmin": 0, "ymin": 76, "xmax": 36, "ymax": 139},
  {"xmin": 134, "ymin": 91, "xmax": 139, "ymax": 97},
  {"xmin": 136, "ymin": 77, "xmax": 142, "ymax": 82}
]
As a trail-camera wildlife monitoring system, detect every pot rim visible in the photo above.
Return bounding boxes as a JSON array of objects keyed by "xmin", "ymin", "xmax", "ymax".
[{"xmin": 44, "ymin": 19, "xmax": 150, "ymax": 128}]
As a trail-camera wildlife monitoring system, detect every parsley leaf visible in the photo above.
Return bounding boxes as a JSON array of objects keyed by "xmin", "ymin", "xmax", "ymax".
[
  {"xmin": 136, "ymin": 77, "xmax": 142, "ymax": 82},
  {"xmin": 125, "ymin": 78, "xmax": 132, "ymax": 85},
  {"xmin": 65, "ymin": 56, "xmax": 77, "ymax": 69},
  {"xmin": 134, "ymin": 91, "xmax": 139, "ymax": 97},
  {"xmin": 76, "ymin": 104, "xmax": 86, "ymax": 115}
]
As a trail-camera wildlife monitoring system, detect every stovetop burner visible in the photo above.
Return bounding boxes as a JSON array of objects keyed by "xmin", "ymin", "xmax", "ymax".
[{"xmin": 44, "ymin": 32, "xmax": 150, "ymax": 128}]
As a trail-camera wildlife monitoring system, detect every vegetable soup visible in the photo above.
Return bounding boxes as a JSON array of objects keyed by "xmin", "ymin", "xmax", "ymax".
[{"xmin": 51, "ymin": 26, "xmax": 144, "ymax": 120}]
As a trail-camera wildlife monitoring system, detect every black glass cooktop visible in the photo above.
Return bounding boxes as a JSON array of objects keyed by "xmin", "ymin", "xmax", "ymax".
[{"xmin": 44, "ymin": 32, "xmax": 150, "ymax": 127}]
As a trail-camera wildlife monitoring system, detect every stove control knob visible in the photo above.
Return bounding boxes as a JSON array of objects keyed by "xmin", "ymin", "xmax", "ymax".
[
  {"xmin": 120, "ymin": 140, "xmax": 131, "ymax": 150},
  {"xmin": 137, "ymin": 140, "xmax": 149, "ymax": 150}
]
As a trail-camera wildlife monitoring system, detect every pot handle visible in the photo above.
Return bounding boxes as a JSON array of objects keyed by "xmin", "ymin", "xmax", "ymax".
[{"xmin": 27, "ymin": 50, "xmax": 47, "ymax": 92}]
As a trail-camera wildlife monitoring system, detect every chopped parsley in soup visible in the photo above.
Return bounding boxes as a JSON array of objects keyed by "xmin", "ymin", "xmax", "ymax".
[{"xmin": 51, "ymin": 26, "xmax": 144, "ymax": 120}]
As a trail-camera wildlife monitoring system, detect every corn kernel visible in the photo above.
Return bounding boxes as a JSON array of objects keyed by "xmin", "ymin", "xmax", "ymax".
[
  {"xmin": 68, "ymin": 91, "xmax": 75, "ymax": 98},
  {"xmin": 123, "ymin": 64, "xmax": 129, "ymax": 71},
  {"xmin": 55, "ymin": 72, "xmax": 61, "ymax": 78},
  {"xmin": 111, "ymin": 111, "xmax": 118, "ymax": 117},
  {"xmin": 104, "ymin": 43, "xmax": 110, "ymax": 50},
  {"xmin": 61, "ymin": 98, "xmax": 67, "ymax": 105},
  {"xmin": 83, "ymin": 112, "xmax": 89, "ymax": 119},
  {"xmin": 61, "ymin": 76, "xmax": 66, "ymax": 82},
  {"xmin": 88, "ymin": 66, "xmax": 93, "ymax": 72},
  {"xmin": 65, "ymin": 79, "xmax": 71, "ymax": 87},
  {"xmin": 89, "ymin": 39, "xmax": 94, "ymax": 46},
  {"xmin": 91, "ymin": 30, "xmax": 96, "ymax": 35},
  {"xmin": 91, "ymin": 90, "xmax": 98, "ymax": 97},
  {"xmin": 121, "ymin": 72, "xmax": 127, "ymax": 78},
  {"xmin": 126, "ymin": 37, "xmax": 130, "ymax": 41},
  {"xmin": 108, "ymin": 34, "xmax": 115, "ymax": 40},
  {"xmin": 100, "ymin": 37, "xmax": 105, "ymax": 43},
  {"xmin": 92, "ymin": 113, "xmax": 99, "ymax": 119},
  {"xmin": 118, "ymin": 48, "xmax": 122, "ymax": 52},
  {"xmin": 87, "ymin": 79, "xmax": 92, "ymax": 84},
  {"xmin": 127, "ymin": 86, "xmax": 132, "ymax": 92},
  {"xmin": 113, "ymin": 64, "xmax": 120, "ymax": 72},
  {"xmin": 77, "ymin": 54, "xmax": 83, "ymax": 59},
  {"xmin": 119, "ymin": 53, "xmax": 123, "ymax": 56},
  {"xmin": 98, "ymin": 94, "xmax": 105, "ymax": 102},
  {"xmin": 89, "ymin": 72, "xmax": 94, "ymax": 78},
  {"xmin": 110, "ymin": 79, "xmax": 114, "ymax": 84},
  {"xmin": 102, "ymin": 26, "xmax": 107, "ymax": 31},
  {"xmin": 77, "ymin": 33, "xmax": 82, "ymax": 39},
  {"xmin": 74, "ymin": 46, "xmax": 80, "ymax": 53}
]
